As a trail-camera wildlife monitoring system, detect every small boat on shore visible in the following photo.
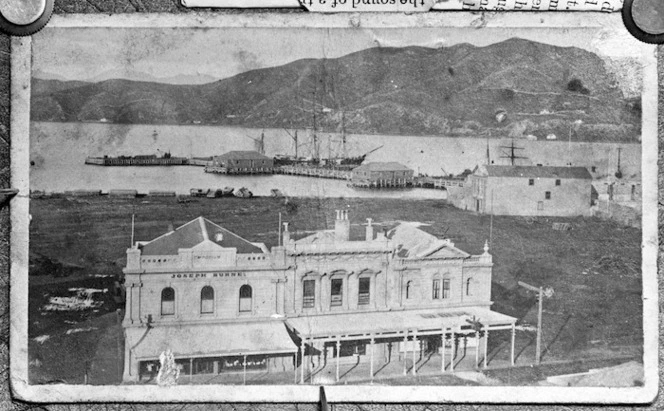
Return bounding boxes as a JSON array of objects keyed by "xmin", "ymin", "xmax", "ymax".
[
  {"xmin": 234, "ymin": 187, "xmax": 253, "ymax": 198},
  {"xmin": 190, "ymin": 188, "xmax": 208, "ymax": 197}
]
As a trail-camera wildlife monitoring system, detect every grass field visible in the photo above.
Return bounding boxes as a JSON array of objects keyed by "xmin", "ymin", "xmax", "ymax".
[{"xmin": 28, "ymin": 196, "xmax": 643, "ymax": 384}]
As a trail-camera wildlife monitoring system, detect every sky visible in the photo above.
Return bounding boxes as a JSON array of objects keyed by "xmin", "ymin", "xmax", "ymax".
[{"xmin": 32, "ymin": 24, "xmax": 647, "ymax": 84}]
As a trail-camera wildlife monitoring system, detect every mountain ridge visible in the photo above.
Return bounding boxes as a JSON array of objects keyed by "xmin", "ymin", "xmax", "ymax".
[{"xmin": 31, "ymin": 38, "xmax": 641, "ymax": 142}]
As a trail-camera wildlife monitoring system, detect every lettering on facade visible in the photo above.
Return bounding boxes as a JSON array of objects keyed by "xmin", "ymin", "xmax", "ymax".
[{"xmin": 170, "ymin": 272, "xmax": 247, "ymax": 279}]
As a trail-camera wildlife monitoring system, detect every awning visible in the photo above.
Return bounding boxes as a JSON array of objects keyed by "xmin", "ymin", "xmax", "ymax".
[
  {"xmin": 132, "ymin": 320, "xmax": 298, "ymax": 360},
  {"xmin": 286, "ymin": 307, "xmax": 516, "ymax": 340}
]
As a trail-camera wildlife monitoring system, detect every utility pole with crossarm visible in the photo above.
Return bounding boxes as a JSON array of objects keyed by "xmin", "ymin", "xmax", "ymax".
[{"xmin": 518, "ymin": 281, "xmax": 554, "ymax": 365}]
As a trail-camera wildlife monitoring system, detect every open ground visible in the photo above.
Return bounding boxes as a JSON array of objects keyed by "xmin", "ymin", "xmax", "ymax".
[{"xmin": 28, "ymin": 196, "xmax": 642, "ymax": 385}]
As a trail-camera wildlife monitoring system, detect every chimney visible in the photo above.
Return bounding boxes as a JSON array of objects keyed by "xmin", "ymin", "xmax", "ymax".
[
  {"xmin": 334, "ymin": 210, "xmax": 350, "ymax": 242},
  {"xmin": 365, "ymin": 218, "xmax": 374, "ymax": 241},
  {"xmin": 168, "ymin": 223, "xmax": 174, "ymax": 232},
  {"xmin": 282, "ymin": 222, "xmax": 291, "ymax": 244}
]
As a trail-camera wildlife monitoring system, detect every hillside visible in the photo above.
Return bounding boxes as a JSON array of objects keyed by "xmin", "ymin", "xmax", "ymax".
[{"xmin": 30, "ymin": 38, "xmax": 641, "ymax": 142}]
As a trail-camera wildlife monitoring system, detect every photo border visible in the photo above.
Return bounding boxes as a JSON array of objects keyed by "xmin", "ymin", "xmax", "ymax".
[{"xmin": 9, "ymin": 11, "xmax": 659, "ymax": 404}]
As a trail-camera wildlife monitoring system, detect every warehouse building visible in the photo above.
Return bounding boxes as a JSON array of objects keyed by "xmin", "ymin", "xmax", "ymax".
[
  {"xmin": 467, "ymin": 165, "xmax": 593, "ymax": 216},
  {"xmin": 350, "ymin": 162, "xmax": 414, "ymax": 188},
  {"xmin": 208, "ymin": 150, "xmax": 273, "ymax": 174},
  {"xmin": 122, "ymin": 211, "xmax": 516, "ymax": 383}
]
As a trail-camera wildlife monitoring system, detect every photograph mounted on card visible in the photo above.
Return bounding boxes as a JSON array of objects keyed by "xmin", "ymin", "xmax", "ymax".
[
  {"xmin": 300, "ymin": 0, "xmax": 435, "ymax": 12},
  {"xmin": 180, "ymin": 0, "xmax": 625, "ymax": 11},
  {"xmin": 9, "ymin": 12, "xmax": 657, "ymax": 403}
]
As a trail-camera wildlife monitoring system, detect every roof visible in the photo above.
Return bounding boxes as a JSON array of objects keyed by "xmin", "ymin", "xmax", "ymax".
[
  {"xmin": 215, "ymin": 151, "xmax": 272, "ymax": 161},
  {"xmin": 483, "ymin": 165, "xmax": 592, "ymax": 180},
  {"xmin": 295, "ymin": 230, "xmax": 337, "ymax": 245},
  {"xmin": 140, "ymin": 217, "xmax": 266, "ymax": 256},
  {"xmin": 286, "ymin": 307, "xmax": 516, "ymax": 339},
  {"xmin": 132, "ymin": 321, "xmax": 297, "ymax": 360},
  {"xmin": 292, "ymin": 222, "xmax": 470, "ymax": 259},
  {"xmin": 353, "ymin": 162, "xmax": 413, "ymax": 172},
  {"xmin": 387, "ymin": 223, "xmax": 469, "ymax": 259}
]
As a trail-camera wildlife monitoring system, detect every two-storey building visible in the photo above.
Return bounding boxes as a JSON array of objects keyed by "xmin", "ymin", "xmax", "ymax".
[
  {"xmin": 468, "ymin": 165, "xmax": 593, "ymax": 216},
  {"xmin": 350, "ymin": 162, "xmax": 414, "ymax": 188},
  {"xmin": 122, "ymin": 211, "xmax": 516, "ymax": 383},
  {"xmin": 209, "ymin": 150, "xmax": 274, "ymax": 174}
]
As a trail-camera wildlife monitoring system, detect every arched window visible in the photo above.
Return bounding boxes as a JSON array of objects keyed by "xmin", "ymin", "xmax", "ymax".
[
  {"xmin": 239, "ymin": 284, "xmax": 252, "ymax": 312},
  {"xmin": 302, "ymin": 279, "xmax": 315, "ymax": 309},
  {"xmin": 406, "ymin": 281, "xmax": 413, "ymax": 299},
  {"xmin": 358, "ymin": 277, "xmax": 371, "ymax": 306},
  {"xmin": 330, "ymin": 278, "xmax": 343, "ymax": 307},
  {"xmin": 161, "ymin": 287, "xmax": 175, "ymax": 315},
  {"xmin": 466, "ymin": 278, "xmax": 473, "ymax": 296},
  {"xmin": 442, "ymin": 278, "xmax": 451, "ymax": 299},
  {"xmin": 432, "ymin": 278, "xmax": 441, "ymax": 299},
  {"xmin": 200, "ymin": 286, "xmax": 214, "ymax": 314}
]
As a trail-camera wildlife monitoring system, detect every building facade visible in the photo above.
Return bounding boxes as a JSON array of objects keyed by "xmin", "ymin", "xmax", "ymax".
[
  {"xmin": 122, "ymin": 212, "xmax": 516, "ymax": 383},
  {"xmin": 209, "ymin": 150, "xmax": 274, "ymax": 174},
  {"xmin": 468, "ymin": 165, "xmax": 593, "ymax": 216},
  {"xmin": 350, "ymin": 162, "xmax": 414, "ymax": 188}
]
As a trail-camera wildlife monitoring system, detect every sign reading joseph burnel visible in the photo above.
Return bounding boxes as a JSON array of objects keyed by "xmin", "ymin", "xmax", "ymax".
[{"xmin": 8, "ymin": 11, "xmax": 658, "ymax": 403}]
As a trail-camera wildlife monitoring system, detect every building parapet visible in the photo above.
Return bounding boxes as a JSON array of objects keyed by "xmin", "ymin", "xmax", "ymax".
[{"xmin": 285, "ymin": 240, "xmax": 392, "ymax": 256}]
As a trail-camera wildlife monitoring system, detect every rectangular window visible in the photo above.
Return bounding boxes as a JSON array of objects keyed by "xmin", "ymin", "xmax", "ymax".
[
  {"xmin": 442, "ymin": 279, "xmax": 450, "ymax": 299},
  {"xmin": 330, "ymin": 278, "xmax": 343, "ymax": 307},
  {"xmin": 555, "ymin": 179, "xmax": 561, "ymax": 186},
  {"xmin": 432, "ymin": 279, "xmax": 441, "ymax": 299},
  {"xmin": 358, "ymin": 277, "xmax": 370, "ymax": 305},
  {"xmin": 591, "ymin": 166, "xmax": 596, "ymax": 172},
  {"xmin": 161, "ymin": 301, "xmax": 175, "ymax": 316},
  {"xmin": 201, "ymin": 299, "xmax": 214, "ymax": 314},
  {"xmin": 303, "ymin": 279, "xmax": 315, "ymax": 308},
  {"xmin": 545, "ymin": 191, "xmax": 551, "ymax": 200},
  {"xmin": 239, "ymin": 298, "xmax": 252, "ymax": 312},
  {"xmin": 528, "ymin": 179, "xmax": 535, "ymax": 186}
]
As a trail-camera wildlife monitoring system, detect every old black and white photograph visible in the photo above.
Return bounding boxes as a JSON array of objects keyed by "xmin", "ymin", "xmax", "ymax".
[{"xmin": 10, "ymin": 12, "xmax": 658, "ymax": 402}]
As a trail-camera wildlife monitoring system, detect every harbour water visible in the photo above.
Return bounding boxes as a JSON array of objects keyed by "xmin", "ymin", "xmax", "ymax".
[{"xmin": 29, "ymin": 122, "xmax": 641, "ymax": 198}]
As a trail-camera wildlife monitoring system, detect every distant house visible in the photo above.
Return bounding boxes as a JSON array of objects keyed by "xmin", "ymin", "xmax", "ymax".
[
  {"xmin": 467, "ymin": 165, "xmax": 593, "ymax": 216},
  {"xmin": 350, "ymin": 162, "xmax": 414, "ymax": 188},
  {"xmin": 594, "ymin": 178, "xmax": 641, "ymax": 204},
  {"xmin": 211, "ymin": 151, "xmax": 273, "ymax": 174}
]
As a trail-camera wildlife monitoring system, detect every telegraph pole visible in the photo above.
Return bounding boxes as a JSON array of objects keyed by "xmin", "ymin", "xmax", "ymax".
[{"xmin": 517, "ymin": 281, "xmax": 550, "ymax": 365}]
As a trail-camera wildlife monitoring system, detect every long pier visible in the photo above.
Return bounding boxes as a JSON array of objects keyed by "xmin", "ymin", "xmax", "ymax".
[{"xmin": 274, "ymin": 166, "xmax": 352, "ymax": 180}]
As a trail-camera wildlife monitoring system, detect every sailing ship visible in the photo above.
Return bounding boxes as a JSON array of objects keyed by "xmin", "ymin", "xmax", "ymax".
[{"xmin": 271, "ymin": 113, "xmax": 382, "ymax": 168}]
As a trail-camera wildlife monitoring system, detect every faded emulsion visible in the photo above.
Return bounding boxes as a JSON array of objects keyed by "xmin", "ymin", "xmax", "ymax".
[{"xmin": 16, "ymin": 12, "xmax": 657, "ymax": 403}]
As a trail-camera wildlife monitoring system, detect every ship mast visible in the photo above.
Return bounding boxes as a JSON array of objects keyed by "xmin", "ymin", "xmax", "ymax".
[
  {"xmin": 615, "ymin": 147, "xmax": 623, "ymax": 179},
  {"xmin": 341, "ymin": 111, "xmax": 347, "ymax": 159},
  {"xmin": 499, "ymin": 139, "xmax": 527, "ymax": 166},
  {"xmin": 312, "ymin": 90, "xmax": 319, "ymax": 162}
]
